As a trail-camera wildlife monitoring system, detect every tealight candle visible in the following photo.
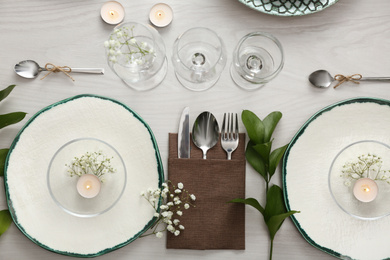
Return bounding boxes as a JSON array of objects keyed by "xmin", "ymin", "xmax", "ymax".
[
  {"xmin": 77, "ymin": 174, "xmax": 101, "ymax": 199},
  {"xmin": 101, "ymin": 1, "xmax": 125, "ymax": 25},
  {"xmin": 149, "ymin": 3, "xmax": 173, "ymax": 27},
  {"xmin": 353, "ymin": 178, "xmax": 378, "ymax": 202}
]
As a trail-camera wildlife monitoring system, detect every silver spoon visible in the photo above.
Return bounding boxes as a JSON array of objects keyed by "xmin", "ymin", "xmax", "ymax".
[
  {"xmin": 14, "ymin": 60, "xmax": 104, "ymax": 79},
  {"xmin": 309, "ymin": 69, "xmax": 390, "ymax": 88},
  {"xmin": 192, "ymin": 111, "xmax": 219, "ymax": 159}
]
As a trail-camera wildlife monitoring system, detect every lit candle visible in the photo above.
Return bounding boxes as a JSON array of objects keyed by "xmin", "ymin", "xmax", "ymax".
[
  {"xmin": 101, "ymin": 1, "xmax": 125, "ymax": 25},
  {"xmin": 77, "ymin": 174, "xmax": 101, "ymax": 199},
  {"xmin": 353, "ymin": 178, "xmax": 378, "ymax": 202},
  {"xmin": 149, "ymin": 3, "xmax": 173, "ymax": 27}
]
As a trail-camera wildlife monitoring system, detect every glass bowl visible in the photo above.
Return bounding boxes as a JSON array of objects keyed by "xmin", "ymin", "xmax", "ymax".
[
  {"xmin": 329, "ymin": 140, "xmax": 390, "ymax": 220},
  {"xmin": 47, "ymin": 138, "xmax": 127, "ymax": 217}
]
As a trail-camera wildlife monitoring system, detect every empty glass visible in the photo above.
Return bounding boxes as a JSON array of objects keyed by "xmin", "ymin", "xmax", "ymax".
[
  {"xmin": 172, "ymin": 27, "xmax": 227, "ymax": 91},
  {"xmin": 105, "ymin": 22, "xmax": 167, "ymax": 91},
  {"xmin": 230, "ymin": 32, "xmax": 284, "ymax": 90}
]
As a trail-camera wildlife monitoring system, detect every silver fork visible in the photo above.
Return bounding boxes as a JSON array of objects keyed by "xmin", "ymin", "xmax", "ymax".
[{"xmin": 221, "ymin": 113, "xmax": 239, "ymax": 160}]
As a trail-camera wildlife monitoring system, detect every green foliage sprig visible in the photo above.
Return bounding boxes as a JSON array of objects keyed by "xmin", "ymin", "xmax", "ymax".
[
  {"xmin": 0, "ymin": 85, "xmax": 26, "ymax": 238},
  {"xmin": 230, "ymin": 110, "xmax": 299, "ymax": 260}
]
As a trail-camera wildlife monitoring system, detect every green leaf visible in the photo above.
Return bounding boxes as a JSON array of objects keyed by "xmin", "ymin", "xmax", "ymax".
[
  {"xmin": 269, "ymin": 144, "xmax": 288, "ymax": 178},
  {"xmin": 242, "ymin": 110, "xmax": 264, "ymax": 144},
  {"xmin": 0, "ymin": 149, "xmax": 9, "ymax": 177},
  {"xmin": 0, "ymin": 112, "xmax": 27, "ymax": 129},
  {"xmin": 263, "ymin": 111, "xmax": 282, "ymax": 143},
  {"xmin": 267, "ymin": 210, "xmax": 299, "ymax": 240},
  {"xmin": 252, "ymin": 140, "xmax": 273, "ymax": 167},
  {"xmin": 0, "ymin": 85, "xmax": 16, "ymax": 103},
  {"xmin": 246, "ymin": 141, "xmax": 267, "ymax": 181},
  {"xmin": 229, "ymin": 198, "xmax": 265, "ymax": 215},
  {"xmin": 263, "ymin": 185, "xmax": 286, "ymax": 222},
  {"xmin": 0, "ymin": 210, "xmax": 12, "ymax": 237},
  {"xmin": 263, "ymin": 185, "xmax": 299, "ymax": 240}
]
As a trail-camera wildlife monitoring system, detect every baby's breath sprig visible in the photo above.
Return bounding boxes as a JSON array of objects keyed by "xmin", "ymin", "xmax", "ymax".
[
  {"xmin": 104, "ymin": 26, "xmax": 156, "ymax": 65},
  {"xmin": 341, "ymin": 153, "xmax": 390, "ymax": 187},
  {"xmin": 140, "ymin": 181, "xmax": 196, "ymax": 238},
  {"xmin": 65, "ymin": 151, "xmax": 116, "ymax": 183}
]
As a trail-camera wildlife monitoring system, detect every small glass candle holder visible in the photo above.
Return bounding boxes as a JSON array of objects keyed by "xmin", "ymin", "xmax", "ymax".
[
  {"xmin": 329, "ymin": 140, "xmax": 390, "ymax": 220},
  {"xmin": 47, "ymin": 138, "xmax": 127, "ymax": 218},
  {"xmin": 105, "ymin": 22, "xmax": 167, "ymax": 91}
]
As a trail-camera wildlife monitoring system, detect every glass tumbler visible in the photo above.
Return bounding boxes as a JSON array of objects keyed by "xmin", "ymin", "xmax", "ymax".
[
  {"xmin": 230, "ymin": 32, "xmax": 284, "ymax": 90},
  {"xmin": 172, "ymin": 27, "xmax": 227, "ymax": 91},
  {"xmin": 105, "ymin": 22, "xmax": 167, "ymax": 91}
]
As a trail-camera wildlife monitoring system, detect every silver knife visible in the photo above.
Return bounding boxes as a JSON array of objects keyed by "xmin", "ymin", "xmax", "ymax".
[{"xmin": 178, "ymin": 107, "xmax": 190, "ymax": 158}]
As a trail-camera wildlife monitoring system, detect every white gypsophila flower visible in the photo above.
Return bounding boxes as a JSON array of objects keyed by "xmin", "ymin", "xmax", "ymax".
[
  {"xmin": 160, "ymin": 205, "xmax": 168, "ymax": 210},
  {"xmin": 116, "ymin": 50, "xmax": 122, "ymax": 55},
  {"xmin": 167, "ymin": 224, "xmax": 175, "ymax": 232},
  {"xmin": 109, "ymin": 49, "xmax": 117, "ymax": 56},
  {"xmin": 173, "ymin": 219, "xmax": 180, "ymax": 226},
  {"xmin": 190, "ymin": 194, "xmax": 196, "ymax": 201},
  {"xmin": 170, "ymin": 194, "xmax": 174, "ymax": 198},
  {"xmin": 162, "ymin": 183, "xmax": 168, "ymax": 188},
  {"xmin": 156, "ymin": 232, "xmax": 163, "ymax": 238},
  {"xmin": 174, "ymin": 230, "xmax": 180, "ymax": 236},
  {"xmin": 109, "ymin": 39, "xmax": 117, "ymax": 47},
  {"xmin": 175, "ymin": 189, "xmax": 182, "ymax": 194},
  {"xmin": 167, "ymin": 202, "xmax": 174, "ymax": 207},
  {"xmin": 344, "ymin": 180, "xmax": 351, "ymax": 187},
  {"xmin": 130, "ymin": 38, "xmax": 136, "ymax": 44},
  {"xmin": 177, "ymin": 210, "xmax": 183, "ymax": 216},
  {"xmin": 116, "ymin": 31, "xmax": 123, "ymax": 37},
  {"xmin": 104, "ymin": 41, "xmax": 109, "ymax": 48},
  {"xmin": 109, "ymin": 56, "xmax": 117, "ymax": 62},
  {"xmin": 179, "ymin": 225, "xmax": 185, "ymax": 230},
  {"xmin": 175, "ymin": 200, "xmax": 181, "ymax": 205},
  {"xmin": 140, "ymin": 191, "xmax": 145, "ymax": 196},
  {"xmin": 140, "ymin": 42, "xmax": 147, "ymax": 48},
  {"xmin": 184, "ymin": 203, "xmax": 190, "ymax": 209},
  {"xmin": 153, "ymin": 213, "xmax": 159, "ymax": 218},
  {"xmin": 178, "ymin": 183, "xmax": 184, "ymax": 189},
  {"xmin": 149, "ymin": 47, "xmax": 154, "ymax": 54}
]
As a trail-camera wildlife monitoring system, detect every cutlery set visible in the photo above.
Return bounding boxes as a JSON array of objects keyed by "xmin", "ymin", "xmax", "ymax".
[{"xmin": 178, "ymin": 107, "xmax": 239, "ymax": 160}]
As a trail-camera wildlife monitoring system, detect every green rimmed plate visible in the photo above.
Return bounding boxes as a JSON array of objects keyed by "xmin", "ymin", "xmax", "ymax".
[
  {"xmin": 239, "ymin": 0, "xmax": 339, "ymax": 16},
  {"xmin": 283, "ymin": 97, "xmax": 390, "ymax": 260},
  {"xmin": 4, "ymin": 94, "xmax": 164, "ymax": 257}
]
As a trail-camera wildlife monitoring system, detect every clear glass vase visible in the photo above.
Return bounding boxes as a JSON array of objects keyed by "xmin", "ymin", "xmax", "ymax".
[{"xmin": 105, "ymin": 22, "xmax": 167, "ymax": 91}]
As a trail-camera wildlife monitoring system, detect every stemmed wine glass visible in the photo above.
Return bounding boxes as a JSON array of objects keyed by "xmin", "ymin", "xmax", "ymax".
[
  {"xmin": 172, "ymin": 27, "xmax": 227, "ymax": 91},
  {"xmin": 230, "ymin": 32, "xmax": 284, "ymax": 90},
  {"xmin": 105, "ymin": 22, "xmax": 167, "ymax": 91}
]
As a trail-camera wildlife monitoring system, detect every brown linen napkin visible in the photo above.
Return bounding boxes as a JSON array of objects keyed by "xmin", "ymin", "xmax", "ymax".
[{"xmin": 167, "ymin": 133, "xmax": 246, "ymax": 250}]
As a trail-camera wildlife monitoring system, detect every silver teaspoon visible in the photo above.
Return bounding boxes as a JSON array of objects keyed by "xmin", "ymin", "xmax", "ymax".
[
  {"xmin": 14, "ymin": 60, "xmax": 104, "ymax": 79},
  {"xmin": 192, "ymin": 111, "xmax": 219, "ymax": 159},
  {"xmin": 309, "ymin": 69, "xmax": 390, "ymax": 88}
]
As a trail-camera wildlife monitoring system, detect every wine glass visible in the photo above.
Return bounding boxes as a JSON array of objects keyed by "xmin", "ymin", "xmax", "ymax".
[
  {"xmin": 105, "ymin": 22, "xmax": 167, "ymax": 91},
  {"xmin": 230, "ymin": 32, "xmax": 284, "ymax": 90},
  {"xmin": 172, "ymin": 27, "xmax": 227, "ymax": 91}
]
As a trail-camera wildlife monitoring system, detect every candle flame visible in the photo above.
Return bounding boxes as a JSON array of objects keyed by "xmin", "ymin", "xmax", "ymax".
[
  {"xmin": 155, "ymin": 10, "xmax": 165, "ymax": 20},
  {"xmin": 362, "ymin": 185, "xmax": 370, "ymax": 193},
  {"xmin": 109, "ymin": 10, "xmax": 119, "ymax": 19},
  {"xmin": 86, "ymin": 184, "xmax": 91, "ymax": 190}
]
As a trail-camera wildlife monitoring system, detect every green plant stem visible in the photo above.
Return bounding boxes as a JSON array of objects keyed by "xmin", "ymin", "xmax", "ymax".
[{"xmin": 269, "ymin": 239, "xmax": 274, "ymax": 260}]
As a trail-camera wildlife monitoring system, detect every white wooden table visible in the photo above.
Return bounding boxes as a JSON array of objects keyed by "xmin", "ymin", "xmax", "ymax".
[{"xmin": 1, "ymin": 0, "xmax": 389, "ymax": 259}]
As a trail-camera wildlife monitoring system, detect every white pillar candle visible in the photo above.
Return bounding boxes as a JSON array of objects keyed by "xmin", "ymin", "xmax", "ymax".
[
  {"xmin": 101, "ymin": 1, "xmax": 125, "ymax": 25},
  {"xmin": 353, "ymin": 178, "xmax": 378, "ymax": 202},
  {"xmin": 149, "ymin": 3, "xmax": 173, "ymax": 27},
  {"xmin": 77, "ymin": 174, "xmax": 101, "ymax": 199}
]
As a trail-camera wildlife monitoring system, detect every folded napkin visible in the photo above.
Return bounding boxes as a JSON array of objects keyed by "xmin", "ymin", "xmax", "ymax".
[{"xmin": 167, "ymin": 133, "xmax": 246, "ymax": 250}]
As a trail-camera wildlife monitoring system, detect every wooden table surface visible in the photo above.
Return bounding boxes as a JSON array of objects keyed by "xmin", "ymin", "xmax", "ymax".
[{"xmin": 1, "ymin": 0, "xmax": 389, "ymax": 259}]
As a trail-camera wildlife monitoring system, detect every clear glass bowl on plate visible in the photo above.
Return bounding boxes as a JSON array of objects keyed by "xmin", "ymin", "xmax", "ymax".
[
  {"xmin": 329, "ymin": 140, "xmax": 390, "ymax": 220},
  {"xmin": 47, "ymin": 138, "xmax": 127, "ymax": 218}
]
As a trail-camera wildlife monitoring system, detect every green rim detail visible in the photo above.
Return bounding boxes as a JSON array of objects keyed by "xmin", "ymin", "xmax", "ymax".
[
  {"xmin": 282, "ymin": 97, "xmax": 390, "ymax": 260},
  {"xmin": 3, "ymin": 94, "xmax": 164, "ymax": 258}
]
